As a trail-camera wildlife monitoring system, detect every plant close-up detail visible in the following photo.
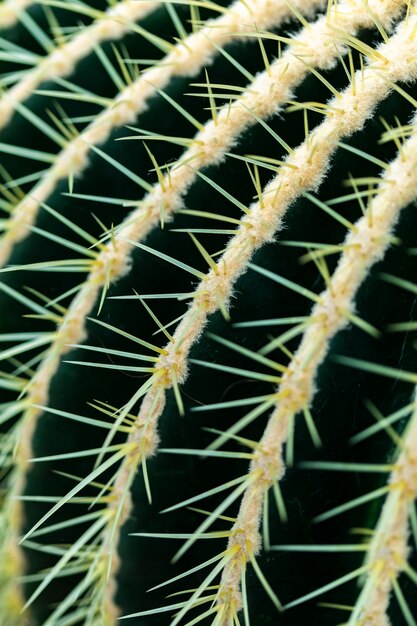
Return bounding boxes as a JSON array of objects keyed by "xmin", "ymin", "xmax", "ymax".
[{"xmin": 2, "ymin": 0, "xmax": 417, "ymax": 625}]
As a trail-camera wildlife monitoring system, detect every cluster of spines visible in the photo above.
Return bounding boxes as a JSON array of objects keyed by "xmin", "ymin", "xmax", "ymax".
[
  {"xmin": 0, "ymin": 0, "xmax": 161, "ymax": 129},
  {"xmin": 0, "ymin": 0, "xmax": 316, "ymax": 265},
  {"xmin": 2, "ymin": 0, "xmax": 417, "ymax": 625}
]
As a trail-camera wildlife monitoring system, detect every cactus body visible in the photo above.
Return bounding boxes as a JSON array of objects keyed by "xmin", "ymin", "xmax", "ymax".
[{"xmin": 1, "ymin": 1, "xmax": 417, "ymax": 625}]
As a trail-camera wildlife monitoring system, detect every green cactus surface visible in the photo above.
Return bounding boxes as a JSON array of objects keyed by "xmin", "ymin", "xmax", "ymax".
[{"xmin": 2, "ymin": 1, "xmax": 417, "ymax": 625}]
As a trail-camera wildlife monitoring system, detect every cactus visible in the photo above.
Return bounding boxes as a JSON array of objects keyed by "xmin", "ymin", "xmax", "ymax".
[{"xmin": 2, "ymin": 0, "xmax": 417, "ymax": 624}]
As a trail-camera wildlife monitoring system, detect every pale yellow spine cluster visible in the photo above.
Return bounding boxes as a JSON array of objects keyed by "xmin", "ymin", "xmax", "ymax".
[
  {"xmin": 217, "ymin": 106, "xmax": 417, "ymax": 623},
  {"xmin": 348, "ymin": 401, "xmax": 417, "ymax": 624},
  {"xmin": 0, "ymin": 1, "xmax": 159, "ymax": 129},
  {"xmin": 0, "ymin": 0, "xmax": 35, "ymax": 29},
  {"xmin": 0, "ymin": 0, "xmax": 324, "ymax": 266}
]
